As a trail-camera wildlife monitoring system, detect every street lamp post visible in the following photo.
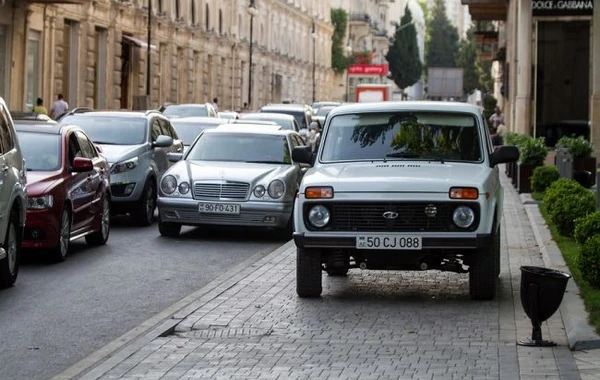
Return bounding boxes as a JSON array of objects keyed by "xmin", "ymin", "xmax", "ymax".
[
  {"xmin": 311, "ymin": 20, "xmax": 316, "ymax": 103},
  {"xmin": 247, "ymin": 0, "xmax": 258, "ymax": 108},
  {"xmin": 345, "ymin": 44, "xmax": 352, "ymax": 102},
  {"xmin": 146, "ymin": 0, "xmax": 152, "ymax": 98}
]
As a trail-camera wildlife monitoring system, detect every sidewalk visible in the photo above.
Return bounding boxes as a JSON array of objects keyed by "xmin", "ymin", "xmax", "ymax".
[{"xmin": 54, "ymin": 172, "xmax": 600, "ymax": 380}]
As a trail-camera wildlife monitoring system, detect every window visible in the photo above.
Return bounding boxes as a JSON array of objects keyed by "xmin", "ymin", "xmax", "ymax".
[
  {"xmin": 0, "ymin": 25, "xmax": 8, "ymax": 103},
  {"xmin": 151, "ymin": 119, "xmax": 163, "ymax": 140},
  {"xmin": 175, "ymin": 0, "xmax": 180, "ymax": 20},
  {"xmin": 0, "ymin": 106, "xmax": 14, "ymax": 154},
  {"xmin": 76, "ymin": 131, "xmax": 97, "ymax": 158},
  {"xmin": 219, "ymin": 9, "xmax": 223, "ymax": 34},
  {"xmin": 191, "ymin": 0, "xmax": 196, "ymax": 24},
  {"xmin": 16, "ymin": 132, "xmax": 60, "ymax": 171},
  {"xmin": 205, "ymin": 4, "xmax": 210, "ymax": 31},
  {"xmin": 26, "ymin": 30, "xmax": 41, "ymax": 111},
  {"xmin": 95, "ymin": 27, "xmax": 108, "ymax": 109},
  {"xmin": 63, "ymin": 20, "xmax": 80, "ymax": 107},
  {"xmin": 158, "ymin": 0, "xmax": 163, "ymax": 14},
  {"xmin": 67, "ymin": 133, "xmax": 82, "ymax": 166},
  {"xmin": 159, "ymin": 119, "xmax": 179, "ymax": 140}
]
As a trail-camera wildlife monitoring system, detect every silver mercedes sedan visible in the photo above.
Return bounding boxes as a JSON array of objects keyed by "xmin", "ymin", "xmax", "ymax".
[{"xmin": 157, "ymin": 123, "xmax": 308, "ymax": 238}]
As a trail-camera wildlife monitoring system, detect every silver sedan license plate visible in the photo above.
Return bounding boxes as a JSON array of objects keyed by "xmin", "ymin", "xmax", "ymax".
[
  {"xmin": 198, "ymin": 202, "xmax": 240, "ymax": 214},
  {"xmin": 356, "ymin": 235, "xmax": 422, "ymax": 250}
]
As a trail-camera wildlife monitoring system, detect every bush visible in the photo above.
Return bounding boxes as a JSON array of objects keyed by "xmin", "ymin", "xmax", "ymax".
[
  {"xmin": 504, "ymin": 132, "xmax": 530, "ymax": 147},
  {"xmin": 519, "ymin": 136, "xmax": 547, "ymax": 167},
  {"xmin": 543, "ymin": 178, "xmax": 585, "ymax": 215},
  {"xmin": 579, "ymin": 235, "xmax": 600, "ymax": 288},
  {"xmin": 556, "ymin": 136, "xmax": 594, "ymax": 158},
  {"xmin": 548, "ymin": 189, "xmax": 596, "ymax": 237},
  {"xmin": 574, "ymin": 211, "xmax": 600, "ymax": 245},
  {"xmin": 531, "ymin": 165, "xmax": 560, "ymax": 193}
]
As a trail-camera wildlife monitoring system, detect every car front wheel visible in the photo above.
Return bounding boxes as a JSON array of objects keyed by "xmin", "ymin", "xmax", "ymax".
[
  {"xmin": 86, "ymin": 196, "xmax": 111, "ymax": 246},
  {"xmin": 53, "ymin": 208, "xmax": 71, "ymax": 262},
  {"xmin": 0, "ymin": 211, "xmax": 20, "ymax": 287},
  {"xmin": 469, "ymin": 229, "xmax": 499, "ymax": 300},
  {"xmin": 296, "ymin": 247, "xmax": 322, "ymax": 297},
  {"xmin": 132, "ymin": 180, "xmax": 156, "ymax": 227},
  {"xmin": 158, "ymin": 221, "xmax": 181, "ymax": 237}
]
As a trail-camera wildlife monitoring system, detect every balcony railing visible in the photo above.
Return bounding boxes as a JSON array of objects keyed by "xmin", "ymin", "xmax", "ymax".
[{"xmin": 350, "ymin": 13, "xmax": 371, "ymax": 23}]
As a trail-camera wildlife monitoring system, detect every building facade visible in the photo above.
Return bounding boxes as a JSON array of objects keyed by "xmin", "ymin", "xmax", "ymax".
[{"xmin": 0, "ymin": 0, "xmax": 335, "ymax": 112}]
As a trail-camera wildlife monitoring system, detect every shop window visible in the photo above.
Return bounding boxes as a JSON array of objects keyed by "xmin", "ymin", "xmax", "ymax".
[{"xmin": 26, "ymin": 30, "xmax": 41, "ymax": 112}]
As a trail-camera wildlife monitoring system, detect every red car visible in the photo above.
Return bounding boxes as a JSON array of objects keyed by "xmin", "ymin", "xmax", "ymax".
[{"xmin": 14, "ymin": 119, "xmax": 111, "ymax": 261}]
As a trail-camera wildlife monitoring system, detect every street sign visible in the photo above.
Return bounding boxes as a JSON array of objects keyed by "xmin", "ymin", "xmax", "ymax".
[{"xmin": 348, "ymin": 64, "xmax": 389, "ymax": 76}]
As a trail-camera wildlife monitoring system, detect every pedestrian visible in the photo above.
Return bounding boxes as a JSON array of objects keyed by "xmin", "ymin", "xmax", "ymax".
[
  {"xmin": 50, "ymin": 93, "xmax": 69, "ymax": 120},
  {"xmin": 496, "ymin": 122, "xmax": 507, "ymax": 138},
  {"xmin": 212, "ymin": 97, "xmax": 219, "ymax": 112},
  {"xmin": 32, "ymin": 97, "xmax": 48, "ymax": 115},
  {"xmin": 490, "ymin": 127, "xmax": 503, "ymax": 147},
  {"xmin": 489, "ymin": 106, "xmax": 505, "ymax": 128}
]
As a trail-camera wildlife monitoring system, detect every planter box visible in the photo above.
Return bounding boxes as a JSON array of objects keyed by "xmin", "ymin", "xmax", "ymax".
[
  {"xmin": 517, "ymin": 163, "xmax": 537, "ymax": 193},
  {"xmin": 573, "ymin": 156, "xmax": 596, "ymax": 188}
]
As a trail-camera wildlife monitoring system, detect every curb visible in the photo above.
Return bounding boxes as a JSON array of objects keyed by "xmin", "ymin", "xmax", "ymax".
[{"xmin": 521, "ymin": 193, "xmax": 600, "ymax": 350}]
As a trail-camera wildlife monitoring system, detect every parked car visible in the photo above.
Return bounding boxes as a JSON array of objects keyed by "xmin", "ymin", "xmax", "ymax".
[
  {"xmin": 312, "ymin": 105, "xmax": 337, "ymax": 126},
  {"xmin": 54, "ymin": 107, "xmax": 93, "ymax": 122},
  {"xmin": 259, "ymin": 104, "xmax": 312, "ymax": 131},
  {"xmin": 157, "ymin": 124, "xmax": 308, "ymax": 238},
  {"xmin": 291, "ymin": 101, "xmax": 520, "ymax": 300},
  {"xmin": 218, "ymin": 111, "xmax": 240, "ymax": 120},
  {"xmin": 239, "ymin": 112, "xmax": 300, "ymax": 132},
  {"xmin": 0, "ymin": 98, "xmax": 27, "ymax": 287},
  {"xmin": 170, "ymin": 117, "xmax": 226, "ymax": 152},
  {"xmin": 59, "ymin": 110, "xmax": 182, "ymax": 226},
  {"xmin": 311, "ymin": 101, "xmax": 340, "ymax": 115},
  {"xmin": 14, "ymin": 120, "xmax": 111, "ymax": 261},
  {"xmin": 160, "ymin": 103, "xmax": 218, "ymax": 119}
]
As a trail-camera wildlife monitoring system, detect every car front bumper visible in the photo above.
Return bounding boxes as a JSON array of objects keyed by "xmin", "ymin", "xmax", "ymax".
[
  {"xmin": 158, "ymin": 197, "xmax": 293, "ymax": 228},
  {"xmin": 22, "ymin": 210, "xmax": 59, "ymax": 249}
]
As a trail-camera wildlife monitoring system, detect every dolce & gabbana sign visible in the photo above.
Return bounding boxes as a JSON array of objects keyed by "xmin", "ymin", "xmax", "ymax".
[{"xmin": 532, "ymin": 0, "xmax": 593, "ymax": 16}]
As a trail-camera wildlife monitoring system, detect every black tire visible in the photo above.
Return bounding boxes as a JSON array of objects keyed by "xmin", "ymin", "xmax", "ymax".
[
  {"xmin": 277, "ymin": 215, "xmax": 294, "ymax": 240},
  {"xmin": 158, "ymin": 221, "xmax": 181, "ymax": 237},
  {"xmin": 53, "ymin": 208, "xmax": 71, "ymax": 262},
  {"xmin": 86, "ymin": 196, "xmax": 111, "ymax": 246},
  {"xmin": 296, "ymin": 247, "xmax": 322, "ymax": 297},
  {"xmin": 132, "ymin": 180, "xmax": 156, "ymax": 227},
  {"xmin": 0, "ymin": 211, "xmax": 20, "ymax": 287},
  {"xmin": 469, "ymin": 229, "xmax": 499, "ymax": 300}
]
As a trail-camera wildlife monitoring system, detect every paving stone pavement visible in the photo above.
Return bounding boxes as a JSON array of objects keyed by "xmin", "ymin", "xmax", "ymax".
[{"xmin": 76, "ymin": 171, "xmax": 600, "ymax": 380}]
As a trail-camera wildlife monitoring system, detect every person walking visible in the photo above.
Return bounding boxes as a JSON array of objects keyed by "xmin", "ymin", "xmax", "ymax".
[
  {"xmin": 50, "ymin": 93, "xmax": 69, "ymax": 120},
  {"xmin": 489, "ymin": 106, "xmax": 505, "ymax": 128},
  {"xmin": 212, "ymin": 97, "xmax": 219, "ymax": 112},
  {"xmin": 32, "ymin": 98, "xmax": 48, "ymax": 115}
]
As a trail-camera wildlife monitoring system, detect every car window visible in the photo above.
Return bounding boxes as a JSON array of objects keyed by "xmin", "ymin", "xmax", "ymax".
[
  {"xmin": 321, "ymin": 112, "xmax": 483, "ymax": 163},
  {"xmin": 162, "ymin": 105, "xmax": 209, "ymax": 118},
  {"xmin": 261, "ymin": 109, "xmax": 307, "ymax": 130},
  {"xmin": 188, "ymin": 133, "xmax": 291, "ymax": 164},
  {"xmin": 67, "ymin": 132, "xmax": 83, "ymax": 166},
  {"xmin": 60, "ymin": 115, "xmax": 147, "ymax": 145},
  {"xmin": 76, "ymin": 131, "xmax": 98, "ymax": 158},
  {"xmin": 151, "ymin": 119, "xmax": 164, "ymax": 141},
  {"xmin": 0, "ymin": 105, "xmax": 14, "ymax": 154},
  {"xmin": 16, "ymin": 131, "xmax": 61, "ymax": 171},
  {"xmin": 160, "ymin": 119, "xmax": 179, "ymax": 140}
]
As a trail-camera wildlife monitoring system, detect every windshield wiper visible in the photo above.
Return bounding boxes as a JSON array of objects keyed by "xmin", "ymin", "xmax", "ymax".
[{"xmin": 385, "ymin": 152, "xmax": 421, "ymax": 159}]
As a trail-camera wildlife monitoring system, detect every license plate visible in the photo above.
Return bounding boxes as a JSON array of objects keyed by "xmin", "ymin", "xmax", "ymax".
[
  {"xmin": 356, "ymin": 235, "xmax": 422, "ymax": 250},
  {"xmin": 198, "ymin": 202, "xmax": 240, "ymax": 214}
]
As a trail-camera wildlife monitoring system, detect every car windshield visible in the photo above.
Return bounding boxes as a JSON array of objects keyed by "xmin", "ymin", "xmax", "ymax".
[
  {"xmin": 316, "ymin": 106, "xmax": 336, "ymax": 116},
  {"xmin": 321, "ymin": 111, "xmax": 483, "ymax": 163},
  {"xmin": 261, "ymin": 109, "xmax": 306, "ymax": 130},
  {"xmin": 162, "ymin": 105, "xmax": 208, "ymax": 118},
  {"xmin": 187, "ymin": 133, "xmax": 291, "ymax": 164},
  {"xmin": 171, "ymin": 120, "xmax": 222, "ymax": 145},
  {"xmin": 60, "ymin": 115, "xmax": 147, "ymax": 145},
  {"xmin": 17, "ymin": 132, "xmax": 61, "ymax": 171}
]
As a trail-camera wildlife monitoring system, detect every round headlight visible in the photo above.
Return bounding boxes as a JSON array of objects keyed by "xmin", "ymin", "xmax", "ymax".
[
  {"xmin": 178, "ymin": 182, "xmax": 190, "ymax": 194},
  {"xmin": 253, "ymin": 185, "xmax": 266, "ymax": 198},
  {"xmin": 308, "ymin": 205, "xmax": 330, "ymax": 228},
  {"xmin": 452, "ymin": 206, "xmax": 475, "ymax": 228},
  {"xmin": 268, "ymin": 180, "xmax": 285, "ymax": 199},
  {"xmin": 161, "ymin": 175, "xmax": 177, "ymax": 194}
]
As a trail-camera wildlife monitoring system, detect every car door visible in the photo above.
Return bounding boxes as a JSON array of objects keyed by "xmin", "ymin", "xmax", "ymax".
[
  {"xmin": 150, "ymin": 118, "xmax": 170, "ymax": 177},
  {"xmin": 0, "ymin": 106, "xmax": 16, "ymax": 236},
  {"xmin": 75, "ymin": 131, "xmax": 104, "ymax": 230},
  {"xmin": 67, "ymin": 132, "xmax": 95, "ymax": 233}
]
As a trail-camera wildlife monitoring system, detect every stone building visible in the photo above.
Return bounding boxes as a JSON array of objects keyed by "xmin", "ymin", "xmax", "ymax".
[{"xmin": 0, "ymin": 0, "xmax": 335, "ymax": 112}]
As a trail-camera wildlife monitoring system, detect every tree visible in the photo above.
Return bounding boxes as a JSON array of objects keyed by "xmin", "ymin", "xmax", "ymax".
[
  {"xmin": 331, "ymin": 8, "xmax": 352, "ymax": 74},
  {"xmin": 456, "ymin": 27, "xmax": 478, "ymax": 95},
  {"xmin": 425, "ymin": 0, "xmax": 459, "ymax": 68},
  {"xmin": 385, "ymin": 6, "xmax": 422, "ymax": 92}
]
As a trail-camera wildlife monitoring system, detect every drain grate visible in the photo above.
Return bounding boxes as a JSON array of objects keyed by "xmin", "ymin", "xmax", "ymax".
[{"xmin": 178, "ymin": 326, "xmax": 275, "ymax": 339}]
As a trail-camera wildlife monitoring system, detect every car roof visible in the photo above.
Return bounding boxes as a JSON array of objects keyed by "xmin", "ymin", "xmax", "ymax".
[
  {"xmin": 229, "ymin": 119, "xmax": 279, "ymax": 125},
  {"xmin": 9, "ymin": 111, "xmax": 55, "ymax": 122},
  {"xmin": 170, "ymin": 117, "xmax": 225, "ymax": 124},
  {"xmin": 261, "ymin": 104, "xmax": 309, "ymax": 111},
  {"xmin": 60, "ymin": 110, "xmax": 154, "ymax": 119},
  {"xmin": 164, "ymin": 103, "xmax": 209, "ymax": 108},
  {"xmin": 327, "ymin": 101, "xmax": 483, "ymax": 117},
  {"xmin": 241, "ymin": 112, "xmax": 295, "ymax": 120},
  {"xmin": 214, "ymin": 124, "xmax": 283, "ymax": 132},
  {"xmin": 14, "ymin": 121, "xmax": 76, "ymax": 135}
]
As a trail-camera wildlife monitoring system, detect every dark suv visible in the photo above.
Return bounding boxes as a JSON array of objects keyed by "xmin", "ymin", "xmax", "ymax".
[{"xmin": 260, "ymin": 104, "xmax": 313, "ymax": 132}]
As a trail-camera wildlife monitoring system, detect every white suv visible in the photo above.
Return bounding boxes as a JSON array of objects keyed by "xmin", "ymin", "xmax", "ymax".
[
  {"xmin": 0, "ymin": 98, "xmax": 27, "ymax": 287},
  {"xmin": 291, "ymin": 102, "xmax": 519, "ymax": 300}
]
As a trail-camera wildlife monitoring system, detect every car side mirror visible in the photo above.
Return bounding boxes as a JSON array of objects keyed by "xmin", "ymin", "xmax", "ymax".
[
  {"xmin": 167, "ymin": 152, "xmax": 183, "ymax": 162},
  {"xmin": 292, "ymin": 146, "xmax": 314, "ymax": 165},
  {"xmin": 153, "ymin": 135, "xmax": 173, "ymax": 148},
  {"xmin": 72, "ymin": 157, "xmax": 93, "ymax": 172},
  {"xmin": 490, "ymin": 145, "xmax": 520, "ymax": 166}
]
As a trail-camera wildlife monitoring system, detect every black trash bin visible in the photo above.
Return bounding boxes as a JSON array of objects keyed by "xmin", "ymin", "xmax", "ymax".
[{"xmin": 518, "ymin": 266, "xmax": 571, "ymax": 347}]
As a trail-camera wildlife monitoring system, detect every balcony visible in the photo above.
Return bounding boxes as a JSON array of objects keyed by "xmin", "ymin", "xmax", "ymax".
[
  {"xmin": 349, "ymin": 13, "xmax": 371, "ymax": 23},
  {"xmin": 461, "ymin": 0, "xmax": 508, "ymax": 21}
]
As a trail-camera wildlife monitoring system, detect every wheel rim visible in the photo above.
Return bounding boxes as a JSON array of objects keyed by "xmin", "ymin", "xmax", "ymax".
[
  {"xmin": 145, "ymin": 185, "xmax": 155, "ymax": 221},
  {"xmin": 6, "ymin": 222, "xmax": 17, "ymax": 275},
  {"xmin": 101, "ymin": 198, "xmax": 110, "ymax": 239},
  {"xmin": 59, "ymin": 211, "xmax": 70, "ymax": 257}
]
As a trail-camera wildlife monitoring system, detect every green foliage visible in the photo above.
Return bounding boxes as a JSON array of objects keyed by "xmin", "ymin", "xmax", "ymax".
[
  {"xmin": 574, "ymin": 211, "xmax": 600, "ymax": 245},
  {"xmin": 531, "ymin": 165, "xmax": 559, "ymax": 193},
  {"xmin": 518, "ymin": 137, "xmax": 547, "ymax": 167},
  {"xmin": 456, "ymin": 28, "xmax": 478, "ymax": 95},
  {"xmin": 482, "ymin": 93, "xmax": 497, "ymax": 120},
  {"xmin": 331, "ymin": 8, "xmax": 352, "ymax": 74},
  {"xmin": 504, "ymin": 132, "xmax": 529, "ymax": 147},
  {"xmin": 543, "ymin": 178, "xmax": 584, "ymax": 215},
  {"xmin": 556, "ymin": 135, "xmax": 594, "ymax": 158},
  {"xmin": 579, "ymin": 235, "xmax": 600, "ymax": 288},
  {"xmin": 386, "ymin": 6, "xmax": 422, "ymax": 91},
  {"xmin": 425, "ymin": 0, "xmax": 459, "ymax": 68}
]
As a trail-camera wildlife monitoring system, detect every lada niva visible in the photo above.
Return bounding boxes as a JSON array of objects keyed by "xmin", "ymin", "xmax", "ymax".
[{"xmin": 291, "ymin": 101, "xmax": 519, "ymax": 300}]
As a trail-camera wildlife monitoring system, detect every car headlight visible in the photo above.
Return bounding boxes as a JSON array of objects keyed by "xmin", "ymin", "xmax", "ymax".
[
  {"xmin": 161, "ymin": 175, "xmax": 177, "ymax": 194},
  {"xmin": 253, "ymin": 185, "xmax": 266, "ymax": 198},
  {"xmin": 27, "ymin": 195, "xmax": 53, "ymax": 210},
  {"xmin": 308, "ymin": 205, "xmax": 330, "ymax": 228},
  {"xmin": 452, "ymin": 206, "xmax": 475, "ymax": 228},
  {"xmin": 110, "ymin": 157, "xmax": 138, "ymax": 174},
  {"xmin": 178, "ymin": 182, "xmax": 190, "ymax": 194},
  {"xmin": 267, "ymin": 180, "xmax": 285, "ymax": 199}
]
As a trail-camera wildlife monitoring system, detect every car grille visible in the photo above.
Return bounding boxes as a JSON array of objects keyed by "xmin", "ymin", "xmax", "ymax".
[
  {"xmin": 304, "ymin": 202, "xmax": 479, "ymax": 232},
  {"xmin": 193, "ymin": 181, "xmax": 249, "ymax": 200}
]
